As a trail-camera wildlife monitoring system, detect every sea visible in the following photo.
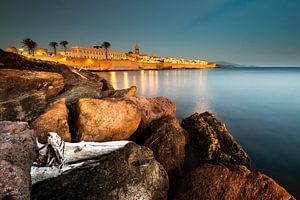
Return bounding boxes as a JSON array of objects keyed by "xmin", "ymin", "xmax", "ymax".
[{"xmin": 98, "ymin": 67, "xmax": 300, "ymax": 197}]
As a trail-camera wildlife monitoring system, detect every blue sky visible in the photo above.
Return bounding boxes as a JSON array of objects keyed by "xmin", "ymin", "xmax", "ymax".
[{"xmin": 1, "ymin": 0, "xmax": 300, "ymax": 66}]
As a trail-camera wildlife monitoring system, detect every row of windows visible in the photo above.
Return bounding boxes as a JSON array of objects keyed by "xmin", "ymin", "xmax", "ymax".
[
  {"xmin": 72, "ymin": 49, "xmax": 125, "ymax": 57},
  {"xmin": 78, "ymin": 55, "xmax": 125, "ymax": 59},
  {"xmin": 72, "ymin": 49, "xmax": 123, "ymax": 56}
]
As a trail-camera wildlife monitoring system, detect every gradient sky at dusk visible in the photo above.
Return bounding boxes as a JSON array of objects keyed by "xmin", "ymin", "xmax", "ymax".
[{"xmin": 1, "ymin": 0, "xmax": 300, "ymax": 66}]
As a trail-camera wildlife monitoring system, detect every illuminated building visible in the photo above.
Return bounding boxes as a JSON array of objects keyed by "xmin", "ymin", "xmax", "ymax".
[{"xmin": 66, "ymin": 46, "xmax": 126, "ymax": 60}]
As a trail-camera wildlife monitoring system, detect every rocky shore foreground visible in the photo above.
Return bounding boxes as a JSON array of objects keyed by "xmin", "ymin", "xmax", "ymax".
[{"xmin": 0, "ymin": 50, "xmax": 295, "ymax": 199}]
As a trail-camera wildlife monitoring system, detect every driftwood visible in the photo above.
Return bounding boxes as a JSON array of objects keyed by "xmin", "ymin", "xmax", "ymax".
[{"xmin": 31, "ymin": 140, "xmax": 129, "ymax": 184}]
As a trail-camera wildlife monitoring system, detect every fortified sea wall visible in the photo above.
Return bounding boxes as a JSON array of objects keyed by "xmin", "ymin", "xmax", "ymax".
[{"xmin": 27, "ymin": 55, "xmax": 216, "ymax": 71}]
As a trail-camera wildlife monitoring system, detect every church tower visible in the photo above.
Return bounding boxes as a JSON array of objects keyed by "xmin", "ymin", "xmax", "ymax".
[{"xmin": 135, "ymin": 42, "xmax": 140, "ymax": 55}]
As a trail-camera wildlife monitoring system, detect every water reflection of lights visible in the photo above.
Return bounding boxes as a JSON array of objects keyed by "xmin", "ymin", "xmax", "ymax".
[
  {"xmin": 148, "ymin": 71, "xmax": 154, "ymax": 94},
  {"xmin": 105, "ymin": 70, "xmax": 211, "ymax": 114},
  {"xmin": 109, "ymin": 71, "xmax": 117, "ymax": 89},
  {"xmin": 155, "ymin": 71, "xmax": 159, "ymax": 96},
  {"xmin": 140, "ymin": 70, "xmax": 145, "ymax": 95},
  {"xmin": 123, "ymin": 72, "xmax": 129, "ymax": 88},
  {"xmin": 194, "ymin": 70, "xmax": 211, "ymax": 113},
  {"xmin": 132, "ymin": 76, "xmax": 137, "ymax": 87}
]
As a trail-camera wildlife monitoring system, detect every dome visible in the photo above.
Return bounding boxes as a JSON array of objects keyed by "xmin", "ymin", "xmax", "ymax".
[{"xmin": 5, "ymin": 47, "xmax": 18, "ymax": 54}]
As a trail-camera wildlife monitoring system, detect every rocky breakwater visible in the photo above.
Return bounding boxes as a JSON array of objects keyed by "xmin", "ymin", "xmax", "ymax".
[{"xmin": 0, "ymin": 49, "xmax": 172, "ymax": 199}]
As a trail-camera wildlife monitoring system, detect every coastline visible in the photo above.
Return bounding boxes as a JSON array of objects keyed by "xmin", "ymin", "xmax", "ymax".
[
  {"xmin": 18, "ymin": 53, "xmax": 217, "ymax": 71},
  {"xmin": 0, "ymin": 49, "xmax": 295, "ymax": 199}
]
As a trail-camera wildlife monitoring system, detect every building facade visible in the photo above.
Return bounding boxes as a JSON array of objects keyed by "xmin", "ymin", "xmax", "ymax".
[{"xmin": 66, "ymin": 46, "xmax": 126, "ymax": 60}]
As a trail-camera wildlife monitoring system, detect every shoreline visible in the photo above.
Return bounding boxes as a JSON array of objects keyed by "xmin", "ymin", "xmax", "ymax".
[
  {"xmin": 0, "ymin": 49, "xmax": 296, "ymax": 199},
  {"xmin": 18, "ymin": 53, "xmax": 218, "ymax": 71}
]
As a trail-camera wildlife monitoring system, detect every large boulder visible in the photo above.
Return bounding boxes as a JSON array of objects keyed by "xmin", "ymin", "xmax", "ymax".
[
  {"xmin": 31, "ymin": 142, "xmax": 169, "ymax": 200},
  {"xmin": 0, "ymin": 69, "xmax": 64, "ymax": 101},
  {"xmin": 0, "ymin": 121, "xmax": 36, "ymax": 200},
  {"xmin": 128, "ymin": 96, "xmax": 176, "ymax": 143},
  {"xmin": 181, "ymin": 112, "xmax": 251, "ymax": 170},
  {"xmin": 31, "ymin": 98, "xmax": 70, "ymax": 143},
  {"xmin": 0, "ymin": 93, "xmax": 47, "ymax": 122},
  {"xmin": 144, "ymin": 117, "xmax": 188, "ymax": 181},
  {"xmin": 53, "ymin": 79, "xmax": 103, "ymax": 105},
  {"xmin": 173, "ymin": 164, "xmax": 295, "ymax": 200},
  {"xmin": 76, "ymin": 98, "xmax": 141, "ymax": 142}
]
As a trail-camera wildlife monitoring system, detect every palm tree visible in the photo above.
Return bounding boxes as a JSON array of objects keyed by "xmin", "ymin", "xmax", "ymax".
[
  {"xmin": 60, "ymin": 40, "xmax": 68, "ymax": 55},
  {"xmin": 22, "ymin": 38, "xmax": 37, "ymax": 55},
  {"xmin": 29, "ymin": 40, "xmax": 37, "ymax": 56},
  {"xmin": 49, "ymin": 42, "xmax": 58, "ymax": 55},
  {"xmin": 101, "ymin": 41, "xmax": 111, "ymax": 60}
]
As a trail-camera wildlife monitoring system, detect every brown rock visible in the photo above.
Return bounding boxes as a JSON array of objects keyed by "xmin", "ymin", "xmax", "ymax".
[
  {"xmin": 101, "ymin": 78, "xmax": 115, "ymax": 91},
  {"xmin": 31, "ymin": 98, "xmax": 70, "ymax": 143},
  {"xmin": 54, "ymin": 79, "xmax": 103, "ymax": 105},
  {"xmin": 110, "ymin": 86, "xmax": 137, "ymax": 98},
  {"xmin": 128, "ymin": 96, "xmax": 176, "ymax": 143},
  {"xmin": 0, "ymin": 69, "xmax": 64, "ymax": 101},
  {"xmin": 76, "ymin": 98, "xmax": 141, "ymax": 142},
  {"xmin": 173, "ymin": 164, "xmax": 295, "ymax": 200},
  {"xmin": 181, "ymin": 112, "xmax": 251, "ymax": 170},
  {"xmin": 0, "ymin": 121, "xmax": 36, "ymax": 200},
  {"xmin": 0, "ymin": 92, "xmax": 47, "ymax": 122},
  {"xmin": 31, "ymin": 142, "xmax": 169, "ymax": 200},
  {"xmin": 144, "ymin": 117, "xmax": 188, "ymax": 181}
]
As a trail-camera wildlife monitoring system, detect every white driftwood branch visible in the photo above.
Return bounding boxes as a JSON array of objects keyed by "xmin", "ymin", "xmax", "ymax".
[{"xmin": 31, "ymin": 140, "xmax": 130, "ymax": 184}]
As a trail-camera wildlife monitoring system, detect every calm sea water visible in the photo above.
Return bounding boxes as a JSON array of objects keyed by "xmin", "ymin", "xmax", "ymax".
[{"xmin": 98, "ymin": 68, "xmax": 300, "ymax": 197}]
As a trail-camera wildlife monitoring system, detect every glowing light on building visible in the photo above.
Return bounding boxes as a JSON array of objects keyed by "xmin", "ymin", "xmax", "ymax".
[
  {"xmin": 60, "ymin": 57, "xmax": 67, "ymax": 62},
  {"xmin": 87, "ymin": 59, "xmax": 94, "ymax": 64}
]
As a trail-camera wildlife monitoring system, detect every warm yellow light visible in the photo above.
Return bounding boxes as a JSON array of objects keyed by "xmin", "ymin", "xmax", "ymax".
[
  {"xmin": 36, "ymin": 52, "xmax": 42, "ymax": 56},
  {"xmin": 87, "ymin": 59, "xmax": 93, "ymax": 64},
  {"xmin": 18, "ymin": 48, "xmax": 24, "ymax": 52}
]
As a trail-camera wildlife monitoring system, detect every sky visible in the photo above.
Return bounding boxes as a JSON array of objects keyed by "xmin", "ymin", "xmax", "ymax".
[{"xmin": 1, "ymin": 0, "xmax": 300, "ymax": 67}]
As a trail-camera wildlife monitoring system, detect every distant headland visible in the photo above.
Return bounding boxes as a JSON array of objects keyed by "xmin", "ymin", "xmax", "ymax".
[{"xmin": 4, "ymin": 39, "xmax": 216, "ymax": 71}]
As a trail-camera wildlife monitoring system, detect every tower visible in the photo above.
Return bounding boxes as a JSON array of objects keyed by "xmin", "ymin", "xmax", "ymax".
[{"xmin": 135, "ymin": 42, "xmax": 140, "ymax": 55}]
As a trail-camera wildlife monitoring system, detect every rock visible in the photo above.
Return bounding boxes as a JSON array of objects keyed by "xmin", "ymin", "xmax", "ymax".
[
  {"xmin": 0, "ymin": 121, "xmax": 36, "ymax": 200},
  {"xmin": 144, "ymin": 117, "xmax": 188, "ymax": 181},
  {"xmin": 101, "ymin": 89, "xmax": 116, "ymax": 98},
  {"xmin": 31, "ymin": 98, "xmax": 70, "ymax": 143},
  {"xmin": 0, "ymin": 93, "xmax": 47, "ymax": 122},
  {"xmin": 101, "ymin": 78, "xmax": 115, "ymax": 91},
  {"xmin": 76, "ymin": 98, "xmax": 141, "ymax": 142},
  {"xmin": 181, "ymin": 112, "xmax": 251, "ymax": 170},
  {"xmin": 31, "ymin": 142, "xmax": 169, "ymax": 200},
  {"xmin": 53, "ymin": 79, "xmax": 103, "ymax": 105},
  {"xmin": 128, "ymin": 96, "xmax": 176, "ymax": 143},
  {"xmin": 0, "ymin": 69, "xmax": 64, "ymax": 101},
  {"xmin": 173, "ymin": 164, "xmax": 295, "ymax": 200},
  {"xmin": 110, "ymin": 86, "xmax": 137, "ymax": 98}
]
